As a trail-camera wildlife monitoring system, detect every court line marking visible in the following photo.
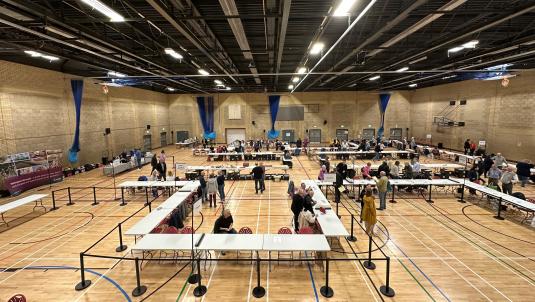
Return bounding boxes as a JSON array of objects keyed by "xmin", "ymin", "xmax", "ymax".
[
  {"xmin": 0, "ymin": 202, "xmax": 125, "ymax": 285},
  {"xmin": 406, "ymin": 198, "xmax": 535, "ymax": 284},
  {"xmin": 266, "ymin": 180, "xmax": 271, "ymax": 302},
  {"xmin": 246, "ymin": 180, "xmax": 263, "ymax": 302},
  {"xmin": 387, "ymin": 202, "xmax": 508, "ymax": 301}
]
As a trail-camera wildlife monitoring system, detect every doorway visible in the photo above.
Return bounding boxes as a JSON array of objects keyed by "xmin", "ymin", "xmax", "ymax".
[
  {"xmin": 160, "ymin": 132, "xmax": 167, "ymax": 147},
  {"xmin": 281, "ymin": 129, "xmax": 295, "ymax": 143},
  {"xmin": 308, "ymin": 129, "xmax": 321, "ymax": 143},
  {"xmin": 336, "ymin": 128, "xmax": 349, "ymax": 141},
  {"xmin": 225, "ymin": 128, "xmax": 246, "ymax": 144}
]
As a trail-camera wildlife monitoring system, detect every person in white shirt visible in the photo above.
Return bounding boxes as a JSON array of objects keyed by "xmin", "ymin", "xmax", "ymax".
[
  {"xmin": 492, "ymin": 153, "xmax": 507, "ymax": 169},
  {"xmin": 298, "ymin": 208, "xmax": 316, "ymax": 230},
  {"xmin": 390, "ymin": 161, "xmax": 400, "ymax": 178},
  {"xmin": 411, "ymin": 158, "xmax": 421, "ymax": 173}
]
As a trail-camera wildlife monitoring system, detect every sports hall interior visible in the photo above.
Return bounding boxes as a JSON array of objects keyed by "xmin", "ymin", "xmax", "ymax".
[{"xmin": 1, "ymin": 1, "xmax": 535, "ymax": 302}]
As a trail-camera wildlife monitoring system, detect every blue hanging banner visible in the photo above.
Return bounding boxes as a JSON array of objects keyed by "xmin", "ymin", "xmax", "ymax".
[
  {"xmin": 197, "ymin": 96, "xmax": 216, "ymax": 139},
  {"xmin": 267, "ymin": 95, "xmax": 281, "ymax": 139},
  {"xmin": 377, "ymin": 93, "xmax": 391, "ymax": 140},
  {"xmin": 68, "ymin": 79, "xmax": 83, "ymax": 163}
]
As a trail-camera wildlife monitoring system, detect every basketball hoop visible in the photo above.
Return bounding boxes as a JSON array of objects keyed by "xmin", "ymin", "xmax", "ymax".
[
  {"xmin": 102, "ymin": 84, "xmax": 109, "ymax": 94},
  {"xmin": 501, "ymin": 78, "xmax": 509, "ymax": 87}
]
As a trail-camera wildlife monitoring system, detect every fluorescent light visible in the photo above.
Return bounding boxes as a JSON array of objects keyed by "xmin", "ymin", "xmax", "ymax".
[
  {"xmin": 23, "ymin": 50, "xmax": 59, "ymax": 61},
  {"xmin": 81, "ymin": 0, "xmax": 124, "ymax": 22},
  {"xmin": 408, "ymin": 83, "xmax": 417, "ymax": 88},
  {"xmin": 297, "ymin": 67, "xmax": 307, "ymax": 74},
  {"xmin": 24, "ymin": 50, "xmax": 41, "ymax": 57},
  {"xmin": 225, "ymin": 87, "xmax": 231, "ymax": 91},
  {"xmin": 310, "ymin": 42, "xmax": 324, "ymax": 55},
  {"xmin": 333, "ymin": 0, "xmax": 357, "ymax": 16},
  {"xmin": 368, "ymin": 75, "xmax": 380, "ymax": 81},
  {"xmin": 198, "ymin": 69, "xmax": 209, "ymax": 75},
  {"xmin": 166, "ymin": 87, "xmax": 176, "ymax": 91},
  {"xmin": 292, "ymin": 77, "xmax": 300, "ymax": 83},
  {"xmin": 164, "ymin": 48, "xmax": 183, "ymax": 59},
  {"xmin": 107, "ymin": 71, "xmax": 127, "ymax": 77},
  {"xmin": 442, "ymin": 74, "xmax": 457, "ymax": 80},
  {"xmin": 462, "ymin": 40, "xmax": 479, "ymax": 49},
  {"xmin": 214, "ymin": 79, "xmax": 223, "ymax": 85},
  {"xmin": 396, "ymin": 66, "xmax": 409, "ymax": 72},
  {"xmin": 348, "ymin": 83, "xmax": 357, "ymax": 87},
  {"xmin": 448, "ymin": 46, "xmax": 464, "ymax": 53},
  {"xmin": 288, "ymin": 84, "xmax": 294, "ymax": 89}
]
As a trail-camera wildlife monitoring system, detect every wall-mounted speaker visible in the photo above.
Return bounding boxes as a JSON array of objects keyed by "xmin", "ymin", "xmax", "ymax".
[
  {"xmin": 458, "ymin": 121, "xmax": 465, "ymax": 126},
  {"xmin": 460, "ymin": 100, "xmax": 467, "ymax": 105},
  {"xmin": 323, "ymin": 120, "xmax": 327, "ymax": 125},
  {"xmin": 146, "ymin": 125, "xmax": 151, "ymax": 130},
  {"xmin": 105, "ymin": 128, "xmax": 111, "ymax": 135},
  {"xmin": 263, "ymin": 129, "xmax": 266, "ymax": 133},
  {"xmin": 448, "ymin": 121, "xmax": 454, "ymax": 126},
  {"xmin": 252, "ymin": 121, "xmax": 256, "ymax": 126},
  {"xmin": 450, "ymin": 100, "xmax": 456, "ymax": 106},
  {"xmin": 305, "ymin": 129, "xmax": 309, "ymax": 133}
]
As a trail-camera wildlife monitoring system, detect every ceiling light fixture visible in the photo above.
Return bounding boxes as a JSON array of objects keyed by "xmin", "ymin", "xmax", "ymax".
[
  {"xmin": 448, "ymin": 40, "xmax": 479, "ymax": 55},
  {"xmin": 408, "ymin": 83, "xmax": 417, "ymax": 88},
  {"xmin": 166, "ymin": 87, "xmax": 176, "ymax": 91},
  {"xmin": 225, "ymin": 87, "xmax": 231, "ymax": 91},
  {"xmin": 297, "ymin": 67, "xmax": 307, "ymax": 74},
  {"xmin": 164, "ymin": 48, "xmax": 183, "ymax": 59},
  {"xmin": 288, "ymin": 84, "xmax": 294, "ymax": 89},
  {"xmin": 198, "ymin": 69, "xmax": 209, "ymax": 75},
  {"xmin": 214, "ymin": 79, "xmax": 223, "ymax": 85},
  {"xmin": 409, "ymin": 56, "xmax": 427, "ymax": 64},
  {"xmin": 368, "ymin": 75, "xmax": 380, "ymax": 81},
  {"xmin": 81, "ymin": 0, "xmax": 125, "ymax": 22},
  {"xmin": 107, "ymin": 71, "xmax": 127, "ymax": 78},
  {"xmin": 333, "ymin": 0, "xmax": 357, "ymax": 17},
  {"xmin": 23, "ymin": 50, "xmax": 59, "ymax": 61},
  {"xmin": 292, "ymin": 77, "xmax": 300, "ymax": 83},
  {"xmin": 310, "ymin": 42, "xmax": 324, "ymax": 55},
  {"xmin": 442, "ymin": 74, "xmax": 457, "ymax": 80},
  {"xmin": 396, "ymin": 66, "xmax": 409, "ymax": 72}
]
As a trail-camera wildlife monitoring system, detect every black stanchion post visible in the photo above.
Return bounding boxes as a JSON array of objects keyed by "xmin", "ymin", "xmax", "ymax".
[
  {"xmin": 346, "ymin": 214, "xmax": 357, "ymax": 242},
  {"xmin": 75, "ymin": 253, "xmax": 91, "ymax": 290},
  {"xmin": 389, "ymin": 185, "xmax": 397, "ymax": 203},
  {"xmin": 132, "ymin": 257, "xmax": 147, "ymax": 297},
  {"xmin": 120, "ymin": 187, "xmax": 127, "ymax": 206},
  {"xmin": 193, "ymin": 258, "xmax": 207, "ymax": 297},
  {"xmin": 92, "ymin": 187, "xmax": 99, "ymax": 206},
  {"xmin": 145, "ymin": 187, "xmax": 149, "ymax": 206},
  {"xmin": 427, "ymin": 184, "xmax": 434, "ymax": 203},
  {"xmin": 493, "ymin": 197, "xmax": 505, "ymax": 220},
  {"xmin": 380, "ymin": 256, "xmax": 396, "ymax": 297},
  {"xmin": 148, "ymin": 201, "xmax": 152, "ymax": 212},
  {"xmin": 336, "ymin": 200, "xmax": 340, "ymax": 218},
  {"xmin": 320, "ymin": 257, "xmax": 334, "ymax": 298},
  {"xmin": 363, "ymin": 235, "xmax": 376, "ymax": 270},
  {"xmin": 50, "ymin": 190, "xmax": 58, "ymax": 211},
  {"xmin": 67, "ymin": 187, "xmax": 74, "ymax": 206},
  {"xmin": 115, "ymin": 223, "xmax": 127, "ymax": 252},
  {"xmin": 252, "ymin": 253, "xmax": 265, "ymax": 298},
  {"xmin": 458, "ymin": 184, "xmax": 466, "ymax": 203}
]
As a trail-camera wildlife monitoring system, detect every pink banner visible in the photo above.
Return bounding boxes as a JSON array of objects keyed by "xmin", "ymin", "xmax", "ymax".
[{"xmin": 4, "ymin": 166, "xmax": 63, "ymax": 195}]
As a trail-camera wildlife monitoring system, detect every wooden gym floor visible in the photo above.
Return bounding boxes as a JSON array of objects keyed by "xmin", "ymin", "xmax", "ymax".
[{"xmin": 0, "ymin": 147, "xmax": 534, "ymax": 302}]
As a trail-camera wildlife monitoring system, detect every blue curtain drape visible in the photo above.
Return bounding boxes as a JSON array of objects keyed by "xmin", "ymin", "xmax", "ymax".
[
  {"xmin": 197, "ymin": 96, "xmax": 216, "ymax": 139},
  {"xmin": 267, "ymin": 95, "xmax": 280, "ymax": 139},
  {"xmin": 377, "ymin": 93, "xmax": 391, "ymax": 140},
  {"xmin": 68, "ymin": 80, "xmax": 83, "ymax": 163}
]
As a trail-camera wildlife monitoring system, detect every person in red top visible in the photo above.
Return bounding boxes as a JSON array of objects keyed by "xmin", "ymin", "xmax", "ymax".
[
  {"xmin": 469, "ymin": 142, "xmax": 477, "ymax": 156},
  {"xmin": 361, "ymin": 162, "xmax": 373, "ymax": 179}
]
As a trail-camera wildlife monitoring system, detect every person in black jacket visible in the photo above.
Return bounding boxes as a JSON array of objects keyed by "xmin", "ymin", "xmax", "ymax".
[
  {"xmin": 482, "ymin": 155, "xmax": 494, "ymax": 178},
  {"xmin": 335, "ymin": 170, "xmax": 343, "ymax": 203},
  {"xmin": 150, "ymin": 154, "xmax": 158, "ymax": 174},
  {"xmin": 336, "ymin": 159, "xmax": 348, "ymax": 179},
  {"xmin": 291, "ymin": 189, "xmax": 305, "ymax": 232},
  {"xmin": 303, "ymin": 189, "xmax": 315, "ymax": 213},
  {"xmin": 464, "ymin": 139, "xmax": 471, "ymax": 155},
  {"xmin": 217, "ymin": 170, "xmax": 225, "ymax": 202},
  {"xmin": 378, "ymin": 161, "xmax": 390, "ymax": 176},
  {"xmin": 516, "ymin": 160, "xmax": 534, "ymax": 187},
  {"xmin": 251, "ymin": 163, "xmax": 265, "ymax": 194}
]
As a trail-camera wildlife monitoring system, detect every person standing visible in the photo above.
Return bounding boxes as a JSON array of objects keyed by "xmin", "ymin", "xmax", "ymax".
[
  {"xmin": 464, "ymin": 139, "xmax": 471, "ymax": 155},
  {"xmin": 482, "ymin": 155, "xmax": 494, "ymax": 178},
  {"xmin": 361, "ymin": 187, "xmax": 377, "ymax": 236},
  {"xmin": 217, "ymin": 170, "xmax": 225, "ymax": 203},
  {"xmin": 492, "ymin": 153, "xmax": 507, "ymax": 169},
  {"xmin": 159, "ymin": 150, "xmax": 167, "ymax": 180},
  {"xmin": 501, "ymin": 167, "xmax": 518, "ymax": 195},
  {"xmin": 251, "ymin": 163, "xmax": 264, "ymax": 194},
  {"xmin": 150, "ymin": 154, "xmax": 158, "ymax": 174},
  {"xmin": 487, "ymin": 164, "xmax": 502, "ymax": 187},
  {"xmin": 373, "ymin": 142, "xmax": 382, "ymax": 161},
  {"xmin": 376, "ymin": 171, "xmax": 389, "ymax": 210},
  {"xmin": 516, "ymin": 159, "xmax": 534, "ymax": 187},
  {"xmin": 335, "ymin": 169, "xmax": 343, "ymax": 203},
  {"xmin": 199, "ymin": 172, "xmax": 207, "ymax": 202},
  {"xmin": 291, "ymin": 189, "xmax": 305, "ymax": 232},
  {"xmin": 336, "ymin": 158, "xmax": 348, "ymax": 179},
  {"xmin": 134, "ymin": 149, "xmax": 142, "ymax": 170},
  {"xmin": 469, "ymin": 142, "xmax": 477, "ymax": 156},
  {"xmin": 318, "ymin": 165, "xmax": 327, "ymax": 181},
  {"xmin": 295, "ymin": 138, "xmax": 302, "ymax": 156},
  {"xmin": 206, "ymin": 174, "xmax": 218, "ymax": 207}
]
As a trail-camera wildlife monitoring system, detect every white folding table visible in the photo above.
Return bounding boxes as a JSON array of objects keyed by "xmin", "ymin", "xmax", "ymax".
[{"xmin": 0, "ymin": 194, "xmax": 47, "ymax": 226}]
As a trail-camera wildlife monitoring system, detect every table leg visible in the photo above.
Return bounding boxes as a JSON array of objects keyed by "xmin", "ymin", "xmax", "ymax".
[{"xmin": 427, "ymin": 185, "xmax": 434, "ymax": 203}]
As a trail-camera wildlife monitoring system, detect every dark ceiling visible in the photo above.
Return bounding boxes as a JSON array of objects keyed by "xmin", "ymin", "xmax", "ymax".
[{"xmin": 0, "ymin": 0, "xmax": 534, "ymax": 93}]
